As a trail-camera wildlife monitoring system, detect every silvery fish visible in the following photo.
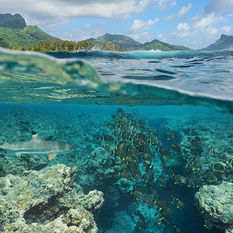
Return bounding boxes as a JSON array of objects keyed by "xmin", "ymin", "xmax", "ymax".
[{"xmin": 0, "ymin": 131, "xmax": 75, "ymax": 160}]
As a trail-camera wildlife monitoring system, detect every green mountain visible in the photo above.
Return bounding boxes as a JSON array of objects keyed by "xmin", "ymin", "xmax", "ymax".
[
  {"xmin": 88, "ymin": 33, "xmax": 141, "ymax": 50},
  {"xmin": 202, "ymin": 34, "xmax": 233, "ymax": 51},
  {"xmin": 0, "ymin": 13, "xmax": 58, "ymax": 49},
  {"xmin": 140, "ymin": 39, "xmax": 191, "ymax": 51},
  {"xmin": 0, "ymin": 13, "xmax": 26, "ymax": 29},
  {"xmin": 88, "ymin": 33, "xmax": 190, "ymax": 51},
  {"xmin": 0, "ymin": 13, "xmax": 191, "ymax": 51}
]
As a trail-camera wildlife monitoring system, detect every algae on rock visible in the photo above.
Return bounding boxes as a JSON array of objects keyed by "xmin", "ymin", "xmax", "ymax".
[
  {"xmin": 0, "ymin": 164, "xmax": 104, "ymax": 233},
  {"xmin": 78, "ymin": 146, "xmax": 122, "ymax": 191},
  {"xmin": 195, "ymin": 182, "xmax": 233, "ymax": 232}
]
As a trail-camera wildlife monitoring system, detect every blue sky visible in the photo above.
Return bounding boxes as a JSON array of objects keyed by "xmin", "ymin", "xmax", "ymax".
[{"xmin": 1, "ymin": 0, "xmax": 233, "ymax": 48}]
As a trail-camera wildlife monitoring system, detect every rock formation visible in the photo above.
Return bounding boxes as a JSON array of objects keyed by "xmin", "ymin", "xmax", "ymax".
[
  {"xmin": 0, "ymin": 164, "xmax": 104, "ymax": 233},
  {"xmin": 195, "ymin": 182, "xmax": 233, "ymax": 232}
]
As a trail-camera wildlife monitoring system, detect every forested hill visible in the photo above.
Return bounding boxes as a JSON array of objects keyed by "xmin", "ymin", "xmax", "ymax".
[
  {"xmin": 87, "ymin": 33, "xmax": 190, "ymax": 51},
  {"xmin": 0, "ymin": 13, "xmax": 58, "ymax": 49},
  {"xmin": 0, "ymin": 13, "xmax": 191, "ymax": 51},
  {"xmin": 88, "ymin": 33, "xmax": 141, "ymax": 50},
  {"xmin": 140, "ymin": 39, "xmax": 190, "ymax": 51},
  {"xmin": 0, "ymin": 13, "xmax": 26, "ymax": 29}
]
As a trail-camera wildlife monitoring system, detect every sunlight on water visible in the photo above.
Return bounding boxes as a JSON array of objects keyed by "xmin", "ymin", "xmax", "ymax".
[{"xmin": 0, "ymin": 48, "xmax": 233, "ymax": 108}]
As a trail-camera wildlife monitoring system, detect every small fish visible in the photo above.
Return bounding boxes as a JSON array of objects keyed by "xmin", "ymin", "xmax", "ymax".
[{"xmin": 0, "ymin": 131, "xmax": 75, "ymax": 161}]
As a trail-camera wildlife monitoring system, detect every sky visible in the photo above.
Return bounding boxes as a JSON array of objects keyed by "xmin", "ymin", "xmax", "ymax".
[{"xmin": 0, "ymin": 0, "xmax": 233, "ymax": 49}]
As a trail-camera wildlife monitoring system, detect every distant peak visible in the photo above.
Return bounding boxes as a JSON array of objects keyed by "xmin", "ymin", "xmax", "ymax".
[
  {"xmin": 14, "ymin": 13, "xmax": 23, "ymax": 17},
  {"xmin": 0, "ymin": 13, "xmax": 26, "ymax": 29},
  {"xmin": 220, "ymin": 34, "xmax": 227, "ymax": 39},
  {"xmin": 220, "ymin": 34, "xmax": 233, "ymax": 40},
  {"xmin": 202, "ymin": 33, "xmax": 233, "ymax": 50},
  {"xmin": 103, "ymin": 33, "xmax": 125, "ymax": 37}
]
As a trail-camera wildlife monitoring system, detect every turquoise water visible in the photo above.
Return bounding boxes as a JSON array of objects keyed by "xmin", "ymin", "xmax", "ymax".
[{"xmin": 0, "ymin": 48, "xmax": 232, "ymax": 233}]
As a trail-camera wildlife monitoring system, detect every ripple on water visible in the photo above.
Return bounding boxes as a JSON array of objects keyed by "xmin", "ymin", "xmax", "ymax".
[
  {"xmin": 127, "ymin": 68, "xmax": 154, "ymax": 72},
  {"xmin": 171, "ymin": 65, "xmax": 194, "ymax": 68},
  {"xmin": 122, "ymin": 75, "xmax": 176, "ymax": 81},
  {"xmin": 155, "ymin": 68, "xmax": 176, "ymax": 75},
  {"xmin": 148, "ymin": 60, "xmax": 161, "ymax": 63}
]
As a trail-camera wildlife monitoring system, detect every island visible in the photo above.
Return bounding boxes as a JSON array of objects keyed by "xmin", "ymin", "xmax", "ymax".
[{"xmin": 0, "ymin": 13, "xmax": 191, "ymax": 52}]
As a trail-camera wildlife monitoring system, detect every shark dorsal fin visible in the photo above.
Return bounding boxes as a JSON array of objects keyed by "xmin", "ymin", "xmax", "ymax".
[{"xmin": 31, "ymin": 132, "xmax": 42, "ymax": 141}]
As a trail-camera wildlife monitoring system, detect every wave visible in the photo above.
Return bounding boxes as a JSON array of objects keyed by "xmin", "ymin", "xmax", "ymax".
[
  {"xmin": 47, "ymin": 49, "xmax": 233, "ymax": 60},
  {"xmin": 0, "ymin": 48, "xmax": 232, "ymax": 112}
]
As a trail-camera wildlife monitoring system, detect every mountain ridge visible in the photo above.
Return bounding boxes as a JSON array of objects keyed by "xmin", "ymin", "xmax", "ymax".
[
  {"xmin": 140, "ymin": 38, "xmax": 190, "ymax": 51},
  {"xmin": 201, "ymin": 34, "xmax": 233, "ymax": 51},
  {"xmin": 0, "ymin": 13, "xmax": 191, "ymax": 51},
  {"xmin": 0, "ymin": 13, "xmax": 26, "ymax": 29},
  {"xmin": 87, "ymin": 33, "xmax": 191, "ymax": 51},
  {"xmin": 88, "ymin": 33, "xmax": 141, "ymax": 50},
  {"xmin": 0, "ymin": 13, "xmax": 59, "ymax": 49}
]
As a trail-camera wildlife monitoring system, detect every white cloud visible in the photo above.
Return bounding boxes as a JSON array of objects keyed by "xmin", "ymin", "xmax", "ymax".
[
  {"xmin": 129, "ymin": 31, "xmax": 154, "ymax": 42},
  {"xmin": 192, "ymin": 13, "xmax": 219, "ymax": 28},
  {"xmin": 156, "ymin": 0, "xmax": 169, "ymax": 9},
  {"xmin": 176, "ymin": 22, "xmax": 190, "ymax": 37},
  {"xmin": 222, "ymin": 25, "xmax": 233, "ymax": 34},
  {"xmin": 156, "ymin": 33, "xmax": 168, "ymax": 42},
  {"xmin": 171, "ymin": 25, "xmax": 219, "ymax": 48},
  {"xmin": 177, "ymin": 22, "xmax": 189, "ymax": 31},
  {"xmin": 205, "ymin": 0, "xmax": 233, "ymax": 14},
  {"xmin": 165, "ymin": 3, "xmax": 192, "ymax": 21},
  {"xmin": 177, "ymin": 13, "xmax": 220, "ymax": 39},
  {"xmin": 170, "ymin": 1, "xmax": 176, "ymax": 7},
  {"xmin": 0, "ymin": 0, "xmax": 169, "ymax": 26},
  {"xmin": 57, "ymin": 23, "xmax": 105, "ymax": 41},
  {"xmin": 155, "ymin": 2, "xmax": 233, "ymax": 49},
  {"xmin": 208, "ymin": 27, "xmax": 219, "ymax": 35},
  {"xmin": 0, "ymin": 0, "xmax": 151, "ymax": 19},
  {"xmin": 129, "ymin": 18, "xmax": 159, "ymax": 32},
  {"xmin": 162, "ymin": 12, "xmax": 226, "ymax": 48}
]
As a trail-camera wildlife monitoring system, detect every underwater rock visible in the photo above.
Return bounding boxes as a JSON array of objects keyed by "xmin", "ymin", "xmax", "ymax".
[
  {"xmin": 195, "ymin": 181, "xmax": 233, "ymax": 232},
  {"xmin": 0, "ymin": 155, "xmax": 48, "ymax": 177},
  {"xmin": 180, "ymin": 118, "xmax": 233, "ymax": 187},
  {"xmin": 79, "ymin": 146, "xmax": 122, "ymax": 191},
  {"xmin": 0, "ymin": 164, "xmax": 104, "ymax": 233}
]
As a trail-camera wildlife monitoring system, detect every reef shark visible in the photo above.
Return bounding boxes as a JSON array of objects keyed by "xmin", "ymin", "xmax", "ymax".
[{"xmin": 0, "ymin": 131, "xmax": 75, "ymax": 161}]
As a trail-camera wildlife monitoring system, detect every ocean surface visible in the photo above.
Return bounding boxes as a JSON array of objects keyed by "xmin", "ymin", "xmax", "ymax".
[{"xmin": 0, "ymin": 48, "xmax": 232, "ymax": 233}]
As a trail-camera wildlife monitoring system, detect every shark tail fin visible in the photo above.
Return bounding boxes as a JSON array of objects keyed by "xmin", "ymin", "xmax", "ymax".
[{"xmin": 47, "ymin": 152, "xmax": 57, "ymax": 161}]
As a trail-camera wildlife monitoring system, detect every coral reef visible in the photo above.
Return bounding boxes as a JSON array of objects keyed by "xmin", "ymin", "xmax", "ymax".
[
  {"xmin": 0, "ymin": 164, "xmax": 104, "ymax": 233},
  {"xmin": 0, "ymin": 106, "xmax": 232, "ymax": 233},
  {"xmin": 78, "ymin": 146, "xmax": 123, "ymax": 191},
  {"xmin": 93, "ymin": 108, "xmax": 233, "ymax": 233},
  {"xmin": 195, "ymin": 182, "xmax": 233, "ymax": 232},
  {"xmin": 0, "ymin": 153, "xmax": 48, "ymax": 177},
  {"xmin": 180, "ymin": 118, "xmax": 233, "ymax": 187}
]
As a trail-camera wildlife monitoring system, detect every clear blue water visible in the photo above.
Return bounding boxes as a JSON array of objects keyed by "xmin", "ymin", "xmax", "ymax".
[{"xmin": 0, "ymin": 48, "xmax": 232, "ymax": 233}]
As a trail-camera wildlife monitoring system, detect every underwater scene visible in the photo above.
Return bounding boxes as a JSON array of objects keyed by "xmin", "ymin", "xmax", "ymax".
[{"xmin": 0, "ymin": 49, "xmax": 233, "ymax": 233}]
